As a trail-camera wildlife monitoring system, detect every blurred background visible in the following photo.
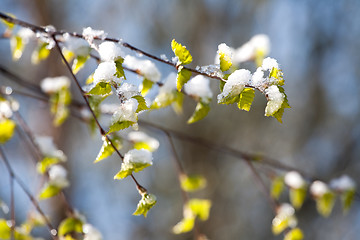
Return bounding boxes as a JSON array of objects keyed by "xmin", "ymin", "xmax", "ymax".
[{"xmin": 1, "ymin": 0, "xmax": 360, "ymax": 239}]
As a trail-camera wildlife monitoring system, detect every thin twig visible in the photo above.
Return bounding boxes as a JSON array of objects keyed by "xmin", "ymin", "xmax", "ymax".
[{"xmin": 0, "ymin": 146, "xmax": 58, "ymax": 240}]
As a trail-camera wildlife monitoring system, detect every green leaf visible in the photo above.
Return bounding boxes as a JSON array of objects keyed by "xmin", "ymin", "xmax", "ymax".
[
  {"xmin": 289, "ymin": 187, "xmax": 307, "ymax": 210},
  {"xmin": 31, "ymin": 42, "xmax": 50, "ymax": 64},
  {"xmin": 176, "ymin": 67, "xmax": 192, "ymax": 92},
  {"xmin": 0, "ymin": 219, "xmax": 11, "ymax": 239},
  {"xmin": 271, "ymin": 176, "xmax": 284, "ymax": 200},
  {"xmin": 10, "ymin": 35, "xmax": 24, "ymax": 61},
  {"xmin": 180, "ymin": 175, "xmax": 207, "ymax": 192},
  {"xmin": 219, "ymin": 52, "xmax": 232, "ymax": 72},
  {"xmin": 341, "ymin": 189, "xmax": 355, "ymax": 214},
  {"xmin": 58, "ymin": 217, "xmax": 83, "ymax": 237},
  {"xmin": 284, "ymin": 228, "xmax": 304, "ymax": 240},
  {"xmin": 114, "ymin": 162, "xmax": 152, "ymax": 179},
  {"xmin": 115, "ymin": 58, "xmax": 126, "ymax": 79},
  {"xmin": 238, "ymin": 88, "xmax": 255, "ymax": 111},
  {"xmin": 219, "ymin": 80, "xmax": 226, "ymax": 92},
  {"xmin": 87, "ymin": 82, "xmax": 112, "ymax": 96},
  {"xmin": 72, "ymin": 55, "xmax": 89, "ymax": 74},
  {"xmin": 1, "ymin": 13, "xmax": 15, "ymax": 30},
  {"xmin": 172, "ymin": 217, "xmax": 195, "ymax": 234},
  {"xmin": 140, "ymin": 78, "xmax": 154, "ymax": 96},
  {"xmin": 171, "ymin": 39, "xmax": 192, "ymax": 65},
  {"xmin": 316, "ymin": 191, "xmax": 335, "ymax": 217},
  {"xmin": 0, "ymin": 119, "xmax": 16, "ymax": 144},
  {"xmin": 132, "ymin": 95, "xmax": 149, "ymax": 113},
  {"xmin": 108, "ymin": 121, "xmax": 136, "ymax": 134},
  {"xmin": 172, "ymin": 92, "xmax": 184, "ymax": 114},
  {"xmin": 133, "ymin": 193, "xmax": 157, "ymax": 217},
  {"xmin": 39, "ymin": 184, "xmax": 61, "ymax": 200},
  {"xmin": 187, "ymin": 102, "xmax": 210, "ymax": 124},
  {"xmin": 187, "ymin": 199, "xmax": 212, "ymax": 221},
  {"xmin": 50, "ymin": 89, "xmax": 71, "ymax": 126},
  {"xmin": 272, "ymin": 204, "xmax": 297, "ymax": 235},
  {"xmin": 37, "ymin": 157, "xmax": 61, "ymax": 174},
  {"xmin": 218, "ymin": 93, "xmax": 240, "ymax": 105},
  {"xmin": 94, "ymin": 137, "xmax": 122, "ymax": 163}
]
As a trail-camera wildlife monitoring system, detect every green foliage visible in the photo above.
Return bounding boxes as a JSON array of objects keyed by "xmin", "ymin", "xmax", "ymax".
[
  {"xmin": 187, "ymin": 102, "xmax": 210, "ymax": 124},
  {"xmin": 180, "ymin": 175, "xmax": 207, "ymax": 192},
  {"xmin": 87, "ymin": 82, "xmax": 112, "ymax": 96},
  {"xmin": 289, "ymin": 187, "xmax": 307, "ymax": 210},
  {"xmin": 0, "ymin": 219, "xmax": 11, "ymax": 239},
  {"xmin": 151, "ymin": 90, "xmax": 183, "ymax": 114},
  {"xmin": 238, "ymin": 88, "xmax": 255, "ymax": 111},
  {"xmin": 132, "ymin": 95, "xmax": 149, "ymax": 113},
  {"xmin": 133, "ymin": 193, "xmax": 157, "ymax": 217},
  {"xmin": 115, "ymin": 58, "xmax": 126, "ymax": 79},
  {"xmin": 10, "ymin": 35, "xmax": 24, "ymax": 60},
  {"xmin": 49, "ymin": 88, "xmax": 71, "ymax": 126},
  {"xmin": 271, "ymin": 176, "xmax": 284, "ymax": 200},
  {"xmin": 140, "ymin": 78, "xmax": 153, "ymax": 96},
  {"xmin": 1, "ymin": 14, "xmax": 15, "ymax": 30},
  {"xmin": 218, "ymin": 93, "xmax": 240, "ymax": 105},
  {"xmin": 108, "ymin": 121, "xmax": 136, "ymax": 135},
  {"xmin": 284, "ymin": 228, "xmax": 304, "ymax": 240},
  {"xmin": 38, "ymin": 184, "xmax": 61, "ymax": 200},
  {"xmin": 315, "ymin": 192, "xmax": 335, "ymax": 217},
  {"xmin": 37, "ymin": 157, "xmax": 61, "ymax": 174},
  {"xmin": 0, "ymin": 119, "xmax": 16, "ymax": 144},
  {"xmin": 94, "ymin": 137, "xmax": 122, "ymax": 163},
  {"xmin": 176, "ymin": 66, "xmax": 192, "ymax": 92},
  {"xmin": 31, "ymin": 42, "xmax": 50, "ymax": 64},
  {"xmin": 58, "ymin": 217, "xmax": 83, "ymax": 237},
  {"xmin": 188, "ymin": 199, "xmax": 211, "ymax": 221},
  {"xmin": 72, "ymin": 55, "xmax": 89, "ymax": 74},
  {"xmin": 172, "ymin": 217, "xmax": 195, "ymax": 234},
  {"xmin": 114, "ymin": 161, "xmax": 152, "ymax": 179},
  {"xmin": 171, "ymin": 39, "xmax": 192, "ymax": 65},
  {"xmin": 219, "ymin": 52, "xmax": 232, "ymax": 72},
  {"xmin": 341, "ymin": 189, "xmax": 355, "ymax": 213}
]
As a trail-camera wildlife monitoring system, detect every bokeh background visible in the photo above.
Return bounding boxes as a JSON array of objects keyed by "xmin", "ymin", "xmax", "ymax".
[{"xmin": 1, "ymin": 0, "xmax": 360, "ymax": 239}]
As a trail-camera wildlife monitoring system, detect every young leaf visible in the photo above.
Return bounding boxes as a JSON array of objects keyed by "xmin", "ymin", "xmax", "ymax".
[
  {"xmin": 31, "ymin": 42, "xmax": 50, "ymax": 64},
  {"xmin": 272, "ymin": 204, "xmax": 297, "ymax": 235},
  {"xmin": 271, "ymin": 176, "xmax": 284, "ymax": 200},
  {"xmin": 316, "ymin": 191, "xmax": 335, "ymax": 217},
  {"xmin": 284, "ymin": 228, "xmax": 304, "ymax": 240},
  {"xmin": 341, "ymin": 189, "xmax": 355, "ymax": 213},
  {"xmin": 172, "ymin": 217, "xmax": 195, "ymax": 234},
  {"xmin": 72, "ymin": 55, "xmax": 89, "ymax": 74},
  {"xmin": 50, "ymin": 89, "xmax": 71, "ymax": 126},
  {"xmin": 94, "ymin": 137, "xmax": 122, "ymax": 163},
  {"xmin": 219, "ymin": 52, "xmax": 232, "ymax": 72},
  {"xmin": 115, "ymin": 58, "xmax": 126, "ymax": 79},
  {"xmin": 171, "ymin": 39, "xmax": 192, "ymax": 65},
  {"xmin": 0, "ymin": 119, "xmax": 16, "ymax": 144},
  {"xmin": 37, "ymin": 157, "xmax": 61, "ymax": 174},
  {"xmin": 218, "ymin": 93, "xmax": 240, "ymax": 105},
  {"xmin": 238, "ymin": 88, "xmax": 255, "ymax": 111},
  {"xmin": 1, "ymin": 13, "xmax": 15, "ymax": 30},
  {"xmin": 0, "ymin": 219, "xmax": 11, "ymax": 239},
  {"xmin": 172, "ymin": 92, "xmax": 184, "ymax": 114},
  {"xmin": 10, "ymin": 35, "xmax": 24, "ymax": 60},
  {"xmin": 140, "ymin": 78, "xmax": 154, "ymax": 96},
  {"xmin": 87, "ymin": 82, "xmax": 112, "ymax": 96},
  {"xmin": 289, "ymin": 187, "xmax": 307, "ymax": 210},
  {"xmin": 132, "ymin": 95, "xmax": 149, "ymax": 113},
  {"xmin": 133, "ymin": 193, "xmax": 157, "ymax": 217},
  {"xmin": 39, "ymin": 184, "xmax": 61, "ymax": 200},
  {"xmin": 180, "ymin": 175, "xmax": 207, "ymax": 192},
  {"xmin": 176, "ymin": 67, "xmax": 192, "ymax": 92},
  {"xmin": 271, "ymin": 87, "xmax": 291, "ymax": 123},
  {"xmin": 58, "ymin": 217, "xmax": 83, "ymax": 237},
  {"xmin": 187, "ymin": 199, "xmax": 212, "ymax": 221},
  {"xmin": 108, "ymin": 121, "xmax": 136, "ymax": 134},
  {"xmin": 114, "ymin": 161, "xmax": 152, "ymax": 179},
  {"xmin": 187, "ymin": 102, "xmax": 210, "ymax": 124}
]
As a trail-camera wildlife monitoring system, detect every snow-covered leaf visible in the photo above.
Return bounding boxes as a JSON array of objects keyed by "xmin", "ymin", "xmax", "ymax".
[
  {"xmin": 133, "ymin": 193, "xmax": 157, "ymax": 217},
  {"xmin": 37, "ymin": 157, "xmax": 61, "ymax": 174},
  {"xmin": 132, "ymin": 95, "xmax": 148, "ymax": 113},
  {"xmin": 114, "ymin": 161, "xmax": 152, "ymax": 179},
  {"xmin": 108, "ymin": 121, "xmax": 135, "ymax": 134},
  {"xmin": 72, "ymin": 55, "xmax": 89, "ymax": 74},
  {"xmin": 315, "ymin": 192, "xmax": 335, "ymax": 217},
  {"xmin": 10, "ymin": 35, "xmax": 24, "ymax": 61},
  {"xmin": 115, "ymin": 58, "xmax": 126, "ymax": 79},
  {"xmin": 31, "ymin": 42, "xmax": 50, "ymax": 64},
  {"xmin": 140, "ymin": 78, "xmax": 154, "ymax": 96},
  {"xmin": 58, "ymin": 217, "xmax": 83, "ymax": 237},
  {"xmin": 289, "ymin": 187, "xmax": 307, "ymax": 210},
  {"xmin": 87, "ymin": 82, "xmax": 112, "ymax": 96},
  {"xmin": 94, "ymin": 137, "xmax": 122, "ymax": 163}
]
